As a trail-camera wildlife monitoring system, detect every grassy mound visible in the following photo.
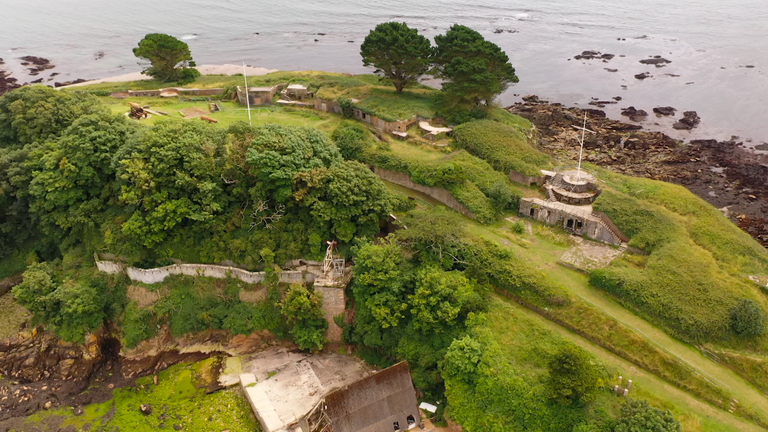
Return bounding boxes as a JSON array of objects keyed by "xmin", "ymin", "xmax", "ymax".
[
  {"xmin": 453, "ymin": 117, "xmax": 552, "ymax": 177},
  {"xmin": 590, "ymin": 170, "xmax": 768, "ymax": 343}
]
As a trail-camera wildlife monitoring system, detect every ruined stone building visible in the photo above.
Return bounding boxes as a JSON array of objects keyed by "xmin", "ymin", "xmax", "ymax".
[
  {"xmin": 518, "ymin": 169, "xmax": 628, "ymax": 245},
  {"xmin": 300, "ymin": 362, "xmax": 421, "ymax": 432}
]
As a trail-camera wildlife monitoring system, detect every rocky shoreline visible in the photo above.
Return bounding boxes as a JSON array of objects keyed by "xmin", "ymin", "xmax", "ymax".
[
  {"xmin": 508, "ymin": 97, "xmax": 768, "ymax": 248},
  {"xmin": 0, "ymin": 319, "xmax": 281, "ymax": 426}
]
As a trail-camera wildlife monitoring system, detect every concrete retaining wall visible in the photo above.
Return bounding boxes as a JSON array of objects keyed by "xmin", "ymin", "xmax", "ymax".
[
  {"xmin": 95, "ymin": 258, "xmax": 314, "ymax": 285},
  {"xmin": 127, "ymin": 87, "xmax": 224, "ymax": 97},
  {"xmin": 509, "ymin": 170, "xmax": 545, "ymax": 186},
  {"xmin": 313, "ymin": 99, "xmax": 417, "ymax": 133},
  {"xmin": 373, "ymin": 167, "xmax": 476, "ymax": 219}
]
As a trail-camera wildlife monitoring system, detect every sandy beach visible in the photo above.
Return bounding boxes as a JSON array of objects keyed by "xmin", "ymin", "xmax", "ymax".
[{"xmin": 60, "ymin": 64, "xmax": 278, "ymax": 88}]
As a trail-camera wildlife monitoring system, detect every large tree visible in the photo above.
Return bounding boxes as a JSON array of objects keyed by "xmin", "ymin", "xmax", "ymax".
[
  {"xmin": 360, "ymin": 22, "xmax": 433, "ymax": 94},
  {"xmin": 116, "ymin": 120, "xmax": 227, "ymax": 248},
  {"xmin": 245, "ymin": 124, "xmax": 342, "ymax": 203},
  {"xmin": 433, "ymin": 24, "xmax": 519, "ymax": 108},
  {"xmin": 133, "ymin": 33, "xmax": 200, "ymax": 84},
  {"xmin": 293, "ymin": 160, "xmax": 393, "ymax": 242},
  {"xmin": 546, "ymin": 345, "xmax": 602, "ymax": 405},
  {"xmin": 28, "ymin": 112, "xmax": 137, "ymax": 241}
]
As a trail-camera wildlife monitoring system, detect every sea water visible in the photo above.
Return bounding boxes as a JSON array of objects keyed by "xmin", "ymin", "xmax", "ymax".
[{"xmin": 1, "ymin": 0, "xmax": 766, "ymax": 142}]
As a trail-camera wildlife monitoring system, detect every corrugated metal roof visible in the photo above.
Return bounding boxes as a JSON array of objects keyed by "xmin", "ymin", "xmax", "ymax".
[{"xmin": 321, "ymin": 362, "xmax": 420, "ymax": 432}]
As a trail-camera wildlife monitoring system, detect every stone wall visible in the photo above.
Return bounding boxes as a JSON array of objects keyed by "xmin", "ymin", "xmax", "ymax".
[
  {"xmin": 313, "ymin": 99, "xmax": 417, "ymax": 134},
  {"xmin": 95, "ymin": 258, "xmax": 315, "ymax": 285},
  {"xmin": 373, "ymin": 167, "xmax": 476, "ymax": 219}
]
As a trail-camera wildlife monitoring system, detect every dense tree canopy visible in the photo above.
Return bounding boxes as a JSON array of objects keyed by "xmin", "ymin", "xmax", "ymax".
[
  {"xmin": 360, "ymin": 22, "xmax": 433, "ymax": 94},
  {"xmin": 133, "ymin": 33, "xmax": 200, "ymax": 84},
  {"xmin": 28, "ymin": 112, "xmax": 137, "ymax": 240},
  {"xmin": 294, "ymin": 160, "xmax": 393, "ymax": 242},
  {"xmin": 410, "ymin": 267, "xmax": 481, "ymax": 332},
  {"xmin": 433, "ymin": 25, "xmax": 518, "ymax": 109},
  {"xmin": 117, "ymin": 120, "xmax": 227, "ymax": 248},
  {"xmin": 246, "ymin": 124, "xmax": 342, "ymax": 203}
]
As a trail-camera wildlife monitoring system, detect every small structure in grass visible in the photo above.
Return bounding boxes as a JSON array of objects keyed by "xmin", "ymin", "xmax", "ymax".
[
  {"xmin": 128, "ymin": 102, "xmax": 148, "ymax": 119},
  {"xmin": 418, "ymin": 121, "xmax": 452, "ymax": 141}
]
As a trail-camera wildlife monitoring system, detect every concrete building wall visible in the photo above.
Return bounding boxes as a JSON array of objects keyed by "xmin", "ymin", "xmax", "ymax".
[
  {"xmin": 127, "ymin": 88, "xmax": 224, "ymax": 97},
  {"xmin": 519, "ymin": 199, "xmax": 621, "ymax": 245},
  {"xmin": 373, "ymin": 167, "xmax": 476, "ymax": 219}
]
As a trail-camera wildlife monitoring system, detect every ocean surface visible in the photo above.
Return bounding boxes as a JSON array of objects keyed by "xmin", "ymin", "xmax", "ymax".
[{"xmin": 1, "ymin": 0, "xmax": 767, "ymax": 143}]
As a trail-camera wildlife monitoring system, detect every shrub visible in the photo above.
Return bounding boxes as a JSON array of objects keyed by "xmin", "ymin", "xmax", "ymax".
[
  {"xmin": 614, "ymin": 399, "xmax": 681, "ymax": 432},
  {"xmin": 121, "ymin": 302, "xmax": 157, "ymax": 348},
  {"xmin": 546, "ymin": 345, "xmax": 602, "ymax": 405},
  {"xmin": 331, "ymin": 121, "xmax": 372, "ymax": 160},
  {"xmin": 281, "ymin": 284, "xmax": 327, "ymax": 352},
  {"xmin": 730, "ymin": 298, "xmax": 766, "ymax": 337}
]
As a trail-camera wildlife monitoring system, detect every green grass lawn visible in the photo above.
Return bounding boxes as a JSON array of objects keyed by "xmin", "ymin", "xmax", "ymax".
[
  {"xmin": 71, "ymin": 70, "xmax": 439, "ymax": 122},
  {"xmin": 104, "ymin": 97, "xmax": 343, "ymax": 132}
]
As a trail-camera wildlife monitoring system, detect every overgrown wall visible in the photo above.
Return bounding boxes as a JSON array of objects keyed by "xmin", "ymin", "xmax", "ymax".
[
  {"xmin": 95, "ymin": 258, "xmax": 314, "ymax": 285},
  {"xmin": 373, "ymin": 167, "xmax": 476, "ymax": 219}
]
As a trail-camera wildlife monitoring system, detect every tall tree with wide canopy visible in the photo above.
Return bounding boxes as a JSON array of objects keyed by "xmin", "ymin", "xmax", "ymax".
[
  {"xmin": 133, "ymin": 33, "xmax": 200, "ymax": 84},
  {"xmin": 28, "ymin": 112, "xmax": 137, "ymax": 241},
  {"xmin": 360, "ymin": 22, "xmax": 433, "ymax": 94},
  {"xmin": 116, "ymin": 120, "xmax": 227, "ymax": 248},
  {"xmin": 433, "ymin": 24, "xmax": 519, "ymax": 108}
]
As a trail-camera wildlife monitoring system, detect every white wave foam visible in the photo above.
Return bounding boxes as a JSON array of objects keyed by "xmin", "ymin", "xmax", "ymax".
[{"xmin": 181, "ymin": 34, "xmax": 199, "ymax": 40}]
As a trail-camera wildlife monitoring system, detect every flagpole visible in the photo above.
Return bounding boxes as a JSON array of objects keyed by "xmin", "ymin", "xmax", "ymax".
[
  {"xmin": 577, "ymin": 113, "xmax": 586, "ymax": 180},
  {"xmin": 243, "ymin": 62, "xmax": 252, "ymax": 126}
]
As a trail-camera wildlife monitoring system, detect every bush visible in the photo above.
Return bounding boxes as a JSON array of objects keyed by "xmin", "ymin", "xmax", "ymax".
[
  {"xmin": 614, "ymin": 399, "xmax": 681, "ymax": 432},
  {"xmin": 546, "ymin": 345, "xmax": 602, "ymax": 405},
  {"xmin": 730, "ymin": 298, "xmax": 766, "ymax": 337},
  {"xmin": 281, "ymin": 284, "xmax": 327, "ymax": 352},
  {"xmin": 331, "ymin": 121, "xmax": 372, "ymax": 160},
  {"xmin": 121, "ymin": 302, "xmax": 157, "ymax": 348}
]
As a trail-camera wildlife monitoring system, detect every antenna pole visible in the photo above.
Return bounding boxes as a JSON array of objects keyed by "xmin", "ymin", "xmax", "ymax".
[
  {"xmin": 243, "ymin": 62, "xmax": 252, "ymax": 126},
  {"xmin": 577, "ymin": 113, "xmax": 587, "ymax": 180}
]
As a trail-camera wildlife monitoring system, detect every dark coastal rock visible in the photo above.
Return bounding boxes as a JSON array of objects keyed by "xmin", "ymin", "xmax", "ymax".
[
  {"xmin": 522, "ymin": 95, "xmax": 547, "ymax": 103},
  {"xmin": 94, "ymin": 51, "xmax": 105, "ymax": 60},
  {"xmin": 755, "ymin": 143, "xmax": 768, "ymax": 151},
  {"xmin": 494, "ymin": 28, "xmax": 504, "ymax": 33},
  {"xmin": 653, "ymin": 106, "xmax": 676, "ymax": 116},
  {"xmin": 673, "ymin": 111, "xmax": 700, "ymax": 130},
  {"xmin": 589, "ymin": 100, "xmax": 617, "ymax": 108},
  {"xmin": 30, "ymin": 78, "xmax": 43, "ymax": 84},
  {"xmin": 613, "ymin": 96, "xmax": 622, "ymax": 101},
  {"xmin": 635, "ymin": 72, "xmax": 652, "ymax": 80},
  {"xmin": 604, "ymin": 68, "xmax": 618, "ymax": 72},
  {"xmin": 601, "ymin": 53, "xmax": 615, "ymax": 60},
  {"xmin": 574, "ymin": 50, "xmax": 603, "ymax": 60},
  {"xmin": 53, "ymin": 78, "xmax": 88, "ymax": 88},
  {"xmin": 621, "ymin": 106, "xmax": 648, "ymax": 121},
  {"xmin": 18, "ymin": 56, "xmax": 55, "ymax": 74},
  {"xmin": 0, "ymin": 58, "xmax": 4, "ymax": 65},
  {"xmin": 640, "ymin": 57, "xmax": 671, "ymax": 66}
]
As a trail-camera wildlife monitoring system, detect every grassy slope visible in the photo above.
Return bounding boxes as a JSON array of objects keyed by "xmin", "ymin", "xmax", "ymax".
[
  {"xmin": 26, "ymin": 358, "xmax": 261, "ymax": 432},
  {"xmin": 487, "ymin": 297, "xmax": 763, "ymax": 432},
  {"xmin": 453, "ymin": 118, "xmax": 553, "ymax": 176}
]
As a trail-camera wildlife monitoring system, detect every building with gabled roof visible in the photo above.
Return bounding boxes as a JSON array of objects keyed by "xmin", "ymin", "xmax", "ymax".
[{"xmin": 300, "ymin": 361, "xmax": 422, "ymax": 432}]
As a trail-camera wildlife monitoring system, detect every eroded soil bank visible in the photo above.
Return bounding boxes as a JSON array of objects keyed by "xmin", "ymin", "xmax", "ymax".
[{"xmin": 508, "ymin": 98, "xmax": 768, "ymax": 248}]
